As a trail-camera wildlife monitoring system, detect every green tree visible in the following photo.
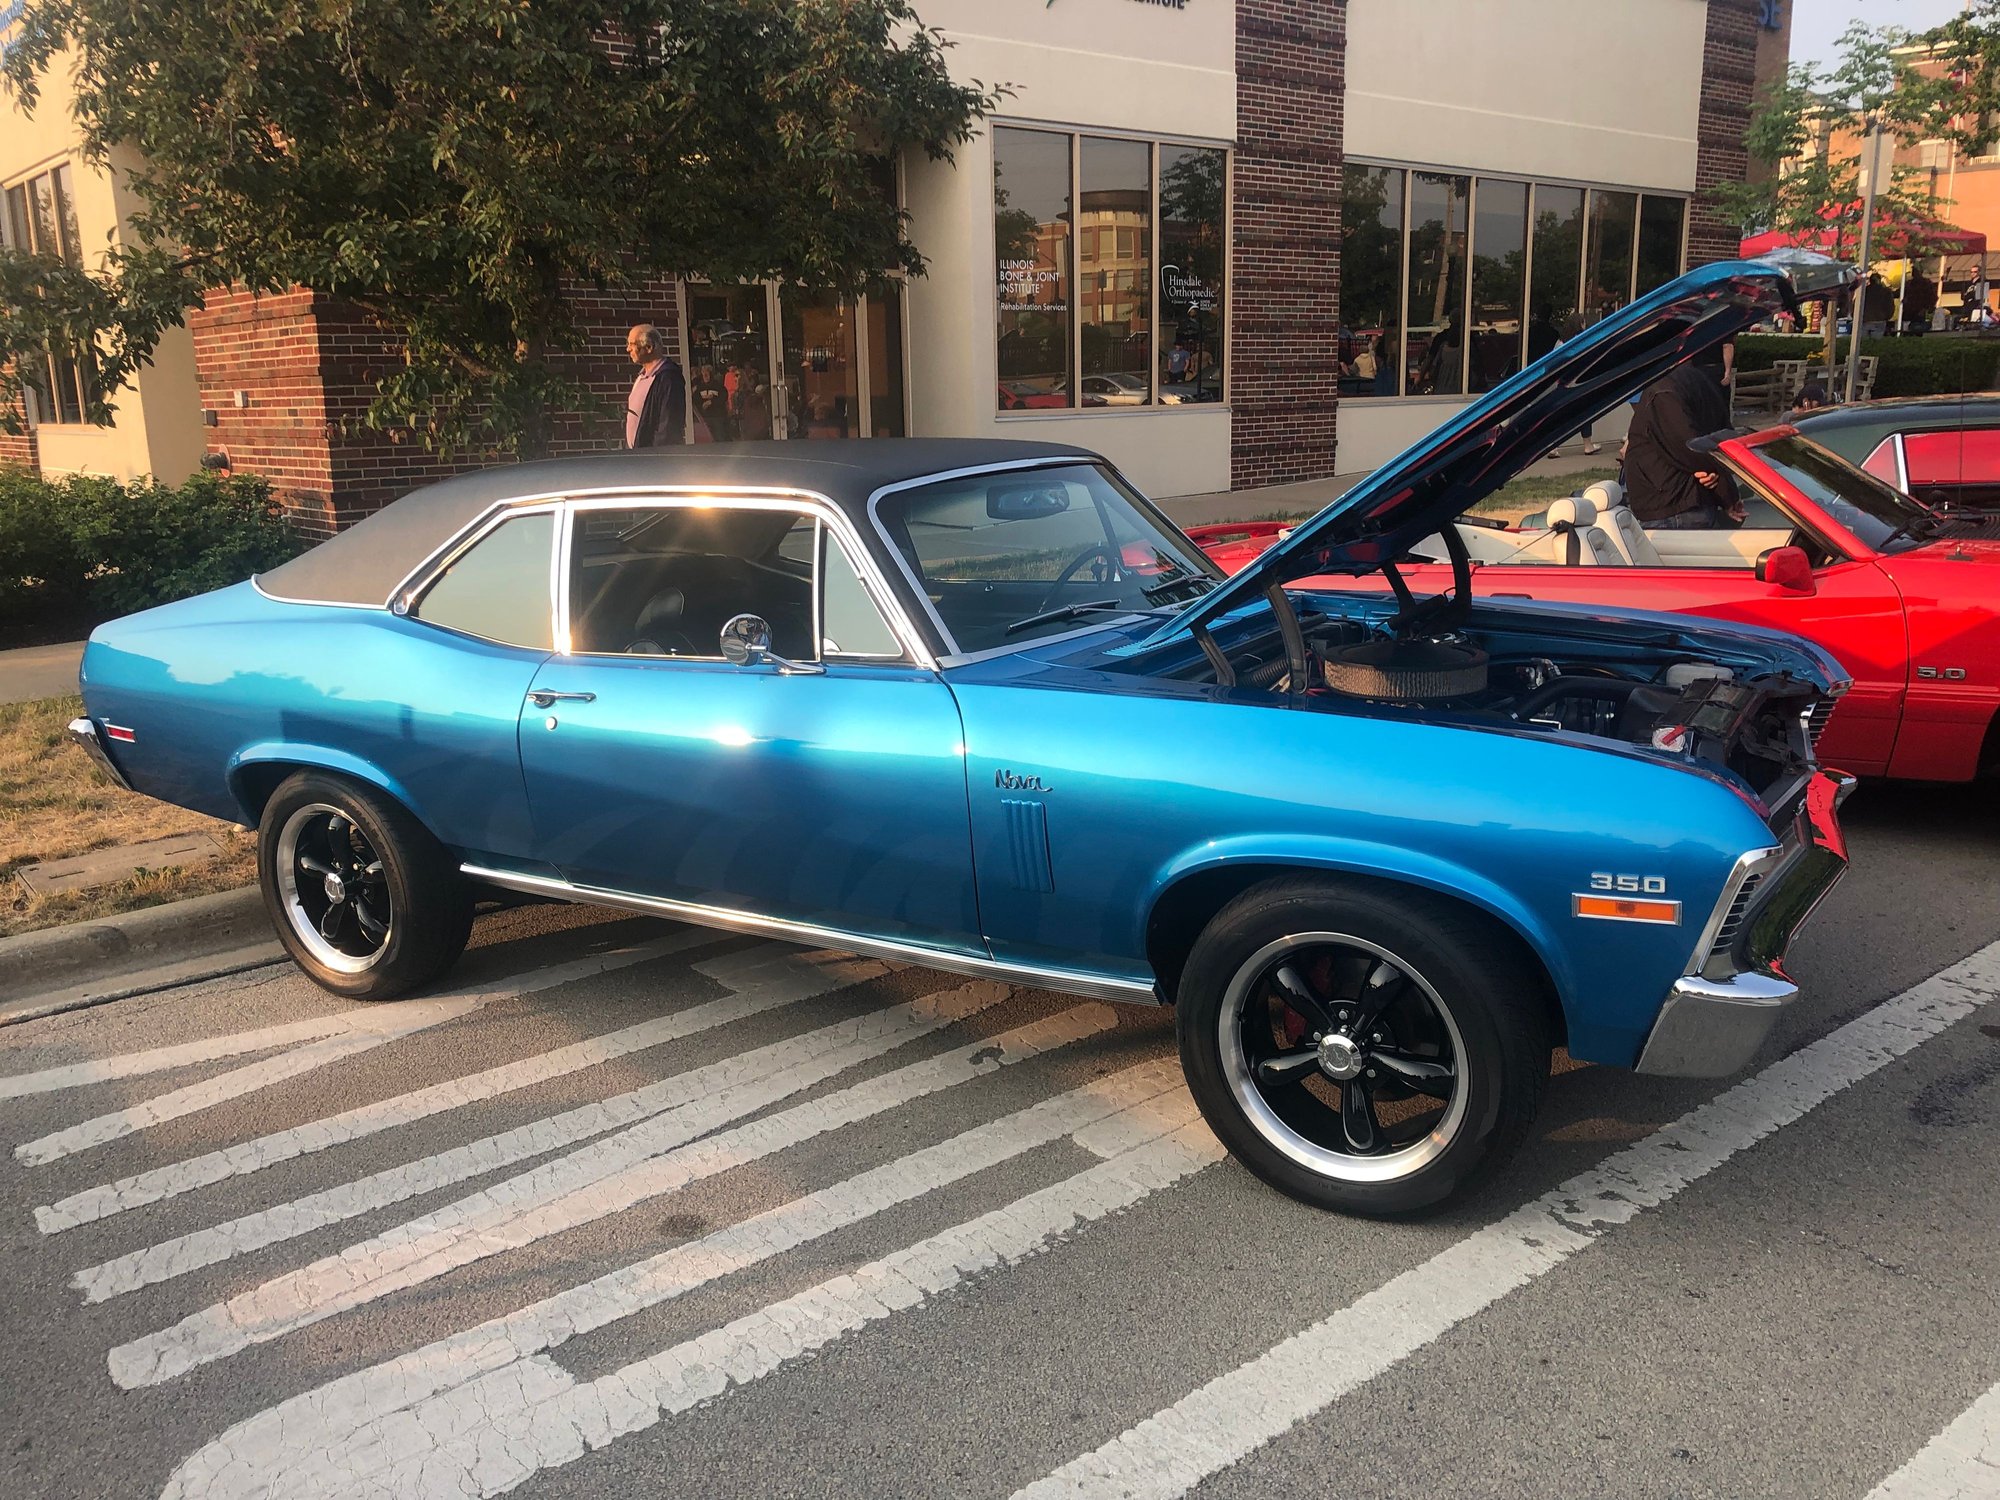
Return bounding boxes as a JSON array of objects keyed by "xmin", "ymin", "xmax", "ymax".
[
  {"xmin": 1715, "ymin": 20, "xmax": 1973, "ymax": 371},
  {"xmin": 1, "ymin": 0, "xmax": 999, "ymax": 455}
]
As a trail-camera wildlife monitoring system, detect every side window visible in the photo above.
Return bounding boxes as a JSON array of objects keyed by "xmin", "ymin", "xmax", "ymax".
[
  {"xmin": 566, "ymin": 502, "xmax": 819, "ymax": 659},
  {"xmin": 820, "ymin": 531, "xmax": 902, "ymax": 658},
  {"xmin": 1860, "ymin": 437, "xmax": 1901, "ymax": 487},
  {"xmin": 413, "ymin": 512, "xmax": 554, "ymax": 650}
]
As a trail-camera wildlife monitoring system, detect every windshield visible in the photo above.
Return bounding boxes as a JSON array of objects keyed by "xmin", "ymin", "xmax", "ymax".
[
  {"xmin": 1747, "ymin": 435, "xmax": 1942, "ymax": 555},
  {"xmin": 874, "ymin": 462, "xmax": 1220, "ymax": 653}
]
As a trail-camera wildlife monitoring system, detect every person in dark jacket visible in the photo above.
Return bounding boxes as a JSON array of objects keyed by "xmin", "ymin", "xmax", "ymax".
[
  {"xmin": 624, "ymin": 324, "xmax": 687, "ymax": 448},
  {"xmin": 1624, "ymin": 362, "xmax": 1741, "ymax": 528}
]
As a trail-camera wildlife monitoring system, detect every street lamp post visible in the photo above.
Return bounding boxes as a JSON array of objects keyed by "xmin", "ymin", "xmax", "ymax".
[{"xmin": 1847, "ymin": 114, "xmax": 1885, "ymax": 405}]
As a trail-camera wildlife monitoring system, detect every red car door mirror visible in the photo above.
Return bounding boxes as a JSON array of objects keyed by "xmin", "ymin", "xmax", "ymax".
[{"xmin": 1755, "ymin": 545, "xmax": 1816, "ymax": 594}]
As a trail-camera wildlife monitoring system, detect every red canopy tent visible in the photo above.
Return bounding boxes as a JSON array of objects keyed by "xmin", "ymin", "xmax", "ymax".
[{"xmin": 1739, "ymin": 222, "xmax": 1987, "ymax": 259}]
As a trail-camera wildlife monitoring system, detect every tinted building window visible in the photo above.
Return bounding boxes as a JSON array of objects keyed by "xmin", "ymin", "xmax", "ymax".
[
  {"xmin": 1528, "ymin": 184, "xmax": 1585, "ymax": 360},
  {"xmin": 1469, "ymin": 179, "xmax": 1527, "ymax": 393},
  {"xmin": 1158, "ymin": 144, "xmax": 1226, "ymax": 403},
  {"xmin": 416, "ymin": 512, "xmax": 555, "ymax": 651},
  {"xmin": 2, "ymin": 163, "xmax": 96, "ymax": 424},
  {"xmin": 1636, "ymin": 195, "xmax": 1688, "ymax": 296},
  {"xmin": 1586, "ymin": 189, "xmax": 1639, "ymax": 321},
  {"xmin": 995, "ymin": 127, "xmax": 1073, "ymax": 407},
  {"xmin": 1341, "ymin": 166, "xmax": 1404, "ymax": 397},
  {"xmin": 1079, "ymin": 136, "xmax": 1152, "ymax": 403},
  {"xmin": 1406, "ymin": 172, "xmax": 1470, "ymax": 396}
]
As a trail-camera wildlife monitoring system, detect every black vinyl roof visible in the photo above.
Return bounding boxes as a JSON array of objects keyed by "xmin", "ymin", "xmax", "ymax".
[
  {"xmin": 256, "ymin": 439, "xmax": 1099, "ymax": 607},
  {"xmin": 1792, "ymin": 395, "xmax": 2000, "ymax": 465}
]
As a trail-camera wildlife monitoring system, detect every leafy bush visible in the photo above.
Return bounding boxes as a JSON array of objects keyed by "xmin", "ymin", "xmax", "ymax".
[
  {"xmin": 0, "ymin": 467, "xmax": 303, "ymax": 620},
  {"xmin": 1736, "ymin": 334, "xmax": 2000, "ymax": 397}
]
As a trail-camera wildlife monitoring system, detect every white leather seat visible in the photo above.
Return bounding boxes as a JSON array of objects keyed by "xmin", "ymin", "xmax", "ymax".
[
  {"xmin": 1533, "ymin": 495, "xmax": 1623, "ymax": 566},
  {"xmin": 1581, "ymin": 481, "xmax": 1665, "ymax": 567}
]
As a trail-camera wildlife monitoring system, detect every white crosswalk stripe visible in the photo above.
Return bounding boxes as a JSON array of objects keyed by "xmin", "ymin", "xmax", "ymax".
[
  {"xmin": 1865, "ymin": 1379, "xmax": 2000, "ymax": 1499},
  {"xmin": 74, "ymin": 973, "xmax": 988, "ymax": 1304},
  {"xmin": 1007, "ymin": 939, "xmax": 2000, "ymax": 1500},
  {"xmin": 158, "ymin": 1068, "xmax": 1215, "ymax": 1500},
  {"xmin": 109, "ymin": 994, "xmax": 1111, "ymax": 1387},
  {"xmin": 0, "ymin": 932, "xmax": 714, "ymax": 1104},
  {"xmin": 37, "ymin": 944, "xmax": 855, "ymax": 1232},
  {"xmin": 1, "ymin": 920, "xmax": 1987, "ymax": 1500}
]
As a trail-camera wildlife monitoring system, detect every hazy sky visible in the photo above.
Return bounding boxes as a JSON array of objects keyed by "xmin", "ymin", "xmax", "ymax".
[{"xmin": 1789, "ymin": 0, "xmax": 1968, "ymax": 71}]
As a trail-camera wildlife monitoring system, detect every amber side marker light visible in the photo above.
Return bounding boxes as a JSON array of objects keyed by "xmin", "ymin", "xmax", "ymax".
[{"xmin": 1572, "ymin": 894, "xmax": 1682, "ymax": 924}]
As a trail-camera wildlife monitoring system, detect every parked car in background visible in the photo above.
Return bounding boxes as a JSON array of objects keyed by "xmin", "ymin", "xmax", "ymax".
[
  {"xmin": 998, "ymin": 381, "xmax": 1068, "ymax": 411},
  {"xmin": 1792, "ymin": 395, "xmax": 2000, "ymax": 515},
  {"xmin": 70, "ymin": 262, "xmax": 1853, "ymax": 1218},
  {"xmin": 1197, "ymin": 421, "xmax": 1999, "ymax": 782}
]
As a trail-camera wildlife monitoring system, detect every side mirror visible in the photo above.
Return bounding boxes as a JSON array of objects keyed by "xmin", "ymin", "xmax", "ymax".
[
  {"xmin": 718, "ymin": 612, "xmax": 771, "ymax": 665},
  {"xmin": 718, "ymin": 612, "xmax": 824, "ymax": 675},
  {"xmin": 1755, "ymin": 545, "xmax": 1816, "ymax": 594}
]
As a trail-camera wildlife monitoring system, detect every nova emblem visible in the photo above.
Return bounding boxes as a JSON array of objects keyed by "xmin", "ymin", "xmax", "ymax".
[{"xmin": 995, "ymin": 768, "xmax": 1050, "ymax": 793}]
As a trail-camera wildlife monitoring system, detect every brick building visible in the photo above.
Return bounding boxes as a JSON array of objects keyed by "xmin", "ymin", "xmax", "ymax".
[{"xmin": 2, "ymin": 0, "xmax": 1784, "ymax": 532}]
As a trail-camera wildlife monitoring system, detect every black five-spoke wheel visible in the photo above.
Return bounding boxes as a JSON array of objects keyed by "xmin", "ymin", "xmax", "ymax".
[
  {"xmin": 277, "ymin": 804, "xmax": 393, "ymax": 972},
  {"xmin": 257, "ymin": 770, "xmax": 473, "ymax": 1000},
  {"xmin": 1222, "ymin": 935, "xmax": 1466, "ymax": 1179},
  {"xmin": 1178, "ymin": 877, "xmax": 1550, "ymax": 1216}
]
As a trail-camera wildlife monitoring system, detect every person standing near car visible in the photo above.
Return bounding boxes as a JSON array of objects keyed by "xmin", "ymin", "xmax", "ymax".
[
  {"xmin": 1624, "ymin": 363, "xmax": 1742, "ymax": 529},
  {"xmin": 624, "ymin": 324, "xmax": 687, "ymax": 448}
]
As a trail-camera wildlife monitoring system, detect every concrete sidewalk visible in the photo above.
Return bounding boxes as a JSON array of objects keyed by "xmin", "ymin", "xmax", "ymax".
[{"xmin": 0, "ymin": 640, "xmax": 83, "ymax": 706}]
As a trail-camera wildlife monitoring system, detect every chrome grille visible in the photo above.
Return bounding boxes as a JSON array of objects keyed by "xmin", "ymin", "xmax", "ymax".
[
  {"xmin": 1712, "ymin": 873, "xmax": 1764, "ymax": 953},
  {"xmin": 1804, "ymin": 699, "xmax": 1837, "ymax": 753}
]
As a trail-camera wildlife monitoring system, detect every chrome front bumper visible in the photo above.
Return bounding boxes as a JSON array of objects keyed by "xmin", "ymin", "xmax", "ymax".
[
  {"xmin": 66, "ymin": 716, "xmax": 132, "ymax": 791},
  {"xmin": 1636, "ymin": 769, "xmax": 1854, "ymax": 1078}
]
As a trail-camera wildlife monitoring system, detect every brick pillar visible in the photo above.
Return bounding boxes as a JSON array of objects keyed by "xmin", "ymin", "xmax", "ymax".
[
  {"xmin": 1690, "ymin": 0, "xmax": 1760, "ymax": 265},
  {"xmin": 189, "ymin": 289, "xmax": 340, "ymax": 535},
  {"xmin": 0, "ymin": 381, "xmax": 37, "ymax": 472},
  {"xmin": 1230, "ymin": 0, "xmax": 1345, "ymax": 491}
]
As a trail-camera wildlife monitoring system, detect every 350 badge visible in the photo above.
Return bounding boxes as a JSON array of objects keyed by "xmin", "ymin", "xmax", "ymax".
[{"xmin": 1588, "ymin": 873, "xmax": 1668, "ymax": 895}]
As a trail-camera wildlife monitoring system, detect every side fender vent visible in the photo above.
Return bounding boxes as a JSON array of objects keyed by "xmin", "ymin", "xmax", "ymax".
[{"xmin": 1000, "ymin": 799, "xmax": 1055, "ymax": 893}]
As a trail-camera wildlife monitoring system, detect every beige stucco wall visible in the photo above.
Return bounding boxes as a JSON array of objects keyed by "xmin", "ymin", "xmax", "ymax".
[
  {"xmin": 1344, "ymin": 0, "xmax": 1704, "ymax": 191},
  {"xmin": 1, "ymin": 49, "xmax": 203, "ymax": 483},
  {"xmin": 904, "ymin": 1, "xmax": 1236, "ymax": 498}
]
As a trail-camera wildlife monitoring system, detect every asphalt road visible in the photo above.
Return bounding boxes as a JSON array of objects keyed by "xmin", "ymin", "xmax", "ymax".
[{"xmin": 3, "ymin": 779, "xmax": 1999, "ymax": 1500}]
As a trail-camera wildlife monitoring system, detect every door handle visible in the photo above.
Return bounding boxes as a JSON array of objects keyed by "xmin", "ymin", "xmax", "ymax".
[{"xmin": 527, "ymin": 690, "xmax": 596, "ymax": 709}]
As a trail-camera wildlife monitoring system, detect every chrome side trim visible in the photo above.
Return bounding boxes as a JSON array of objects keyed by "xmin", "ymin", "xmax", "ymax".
[
  {"xmin": 459, "ymin": 863, "xmax": 1161, "ymax": 1005},
  {"xmin": 66, "ymin": 717, "xmax": 133, "ymax": 791},
  {"xmin": 251, "ymin": 576, "xmax": 388, "ymax": 612},
  {"xmin": 1686, "ymin": 843, "xmax": 1784, "ymax": 978}
]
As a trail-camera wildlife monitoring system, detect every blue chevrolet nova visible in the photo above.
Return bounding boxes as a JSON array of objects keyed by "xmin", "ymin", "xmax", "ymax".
[{"xmin": 71, "ymin": 262, "xmax": 1854, "ymax": 1215}]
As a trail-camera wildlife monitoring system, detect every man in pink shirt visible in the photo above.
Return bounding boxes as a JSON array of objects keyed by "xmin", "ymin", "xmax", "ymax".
[{"xmin": 624, "ymin": 324, "xmax": 687, "ymax": 448}]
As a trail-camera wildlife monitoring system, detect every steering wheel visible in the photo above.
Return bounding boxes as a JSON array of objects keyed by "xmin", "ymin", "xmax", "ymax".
[{"xmin": 1036, "ymin": 544, "xmax": 1120, "ymax": 612}]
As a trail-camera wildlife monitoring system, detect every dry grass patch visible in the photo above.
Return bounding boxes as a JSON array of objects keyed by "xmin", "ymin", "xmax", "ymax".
[{"xmin": 0, "ymin": 695, "xmax": 254, "ymax": 938}]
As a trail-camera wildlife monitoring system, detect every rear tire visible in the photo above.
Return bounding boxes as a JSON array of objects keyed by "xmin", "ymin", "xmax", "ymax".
[
  {"xmin": 257, "ymin": 770, "xmax": 473, "ymax": 1000},
  {"xmin": 1176, "ymin": 876, "xmax": 1550, "ymax": 1217}
]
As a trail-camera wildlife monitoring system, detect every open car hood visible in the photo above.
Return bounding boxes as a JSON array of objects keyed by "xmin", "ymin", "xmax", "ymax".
[{"xmin": 1154, "ymin": 257, "xmax": 1855, "ymax": 643}]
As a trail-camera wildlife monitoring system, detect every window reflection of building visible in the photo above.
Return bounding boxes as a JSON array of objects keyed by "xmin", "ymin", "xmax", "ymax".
[
  {"xmin": 1341, "ymin": 161, "xmax": 1688, "ymax": 400},
  {"xmin": 995, "ymin": 127, "xmax": 1226, "ymax": 414}
]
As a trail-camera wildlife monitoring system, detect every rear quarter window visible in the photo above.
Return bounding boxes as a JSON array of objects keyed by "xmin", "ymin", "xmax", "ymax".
[{"xmin": 413, "ymin": 511, "xmax": 556, "ymax": 650}]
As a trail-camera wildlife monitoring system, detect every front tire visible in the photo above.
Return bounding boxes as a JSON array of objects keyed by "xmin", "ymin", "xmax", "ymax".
[
  {"xmin": 257, "ymin": 771, "xmax": 473, "ymax": 1000},
  {"xmin": 1177, "ymin": 877, "xmax": 1550, "ymax": 1217}
]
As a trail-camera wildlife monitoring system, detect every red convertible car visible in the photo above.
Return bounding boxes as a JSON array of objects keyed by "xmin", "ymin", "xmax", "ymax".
[{"xmin": 1193, "ymin": 428, "xmax": 1999, "ymax": 782}]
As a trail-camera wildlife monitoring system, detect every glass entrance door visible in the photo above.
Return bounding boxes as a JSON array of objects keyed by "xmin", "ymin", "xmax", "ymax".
[
  {"xmin": 684, "ymin": 283, "xmax": 905, "ymax": 443},
  {"xmin": 685, "ymin": 284, "xmax": 775, "ymax": 442},
  {"xmin": 778, "ymin": 289, "xmax": 860, "ymax": 440}
]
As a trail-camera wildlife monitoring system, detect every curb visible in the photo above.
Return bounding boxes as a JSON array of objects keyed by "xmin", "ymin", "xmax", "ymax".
[{"xmin": 2, "ymin": 886, "xmax": 282, "ymax": 1014}]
